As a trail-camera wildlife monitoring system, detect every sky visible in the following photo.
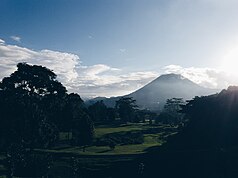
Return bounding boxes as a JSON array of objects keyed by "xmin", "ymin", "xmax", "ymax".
[{"xmin": 1, "ymin": 0, "xmax": 238, "ymax": 98}]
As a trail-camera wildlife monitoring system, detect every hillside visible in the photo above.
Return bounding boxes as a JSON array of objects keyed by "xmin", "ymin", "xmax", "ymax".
[{"xmin": 86, "ymin": 73, "xmax": 218, "ymax": 111}]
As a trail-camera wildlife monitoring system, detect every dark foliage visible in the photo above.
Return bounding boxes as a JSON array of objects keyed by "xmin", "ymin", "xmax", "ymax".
[
  {"xmin": 163, "ymin": 86, "xmax": 238, "ymax": 150},
  {"xmin": 115, "ymin": 97, "xmax": 138, "ymax": 123},
  {"xmin": 88, "ymin": 100, "xmax": 117, "ymax": 123},
  {"xmin": 140, "ymin": 86, "xmax": 238, "ymax": 178},
  {"xmin": 71, "ymin": 113, "xmax": 94, "ymax": 146},
  {"xmin": 0, "ymin": 63, "xmax": 66, "ymax": 149},
  {"xmin": 6, "ymin": 143, "xmax": 52, "ymax": 177},
  {"xmin": 0, "ymin": 63, "xmax": 94, "ymax": 150},
  {"xmin": 156, "ymin": 98, "xmax": 186, "ymax": 125}
]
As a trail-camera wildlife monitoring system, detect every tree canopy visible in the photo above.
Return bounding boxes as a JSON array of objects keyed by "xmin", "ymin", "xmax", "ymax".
[
  {"xmin": 88, "ymin": 100, "xmax": 117, "ymax": 123},
  {"xmin": 115, "ymin": 97, "xmax": 138, "ymax": 122},
  {"xmin": 164, "ymin": 86, "xmax": 238, "ymax": 150},
  {"xmin": 157, "ymin": 98, "xmax": 185, "ymax": 125},
  {"xmin": 0, "ymin": 62, "xmax": 66, "ymax": 96},
  {"xmin": 0, "ymin": 63, "xmax": 94, "ymax": 149}
]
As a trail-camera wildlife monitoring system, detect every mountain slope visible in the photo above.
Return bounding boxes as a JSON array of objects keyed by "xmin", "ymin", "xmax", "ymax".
[
  {"xmin": 86, "ymin": 73, "xmax": 219, "ymax": 111},
  {"xmin": 128, "ymin": 73, "xmax": 218, "ymax": 111}
]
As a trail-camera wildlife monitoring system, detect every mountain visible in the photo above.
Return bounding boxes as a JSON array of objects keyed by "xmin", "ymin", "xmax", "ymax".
[
  {"xmin": 128, "ymin": 73, "xmax": 218, "ymax": 111},
  {"xmin": 86, "ymin": 73, "xmax": 219, "ymax": 111}
]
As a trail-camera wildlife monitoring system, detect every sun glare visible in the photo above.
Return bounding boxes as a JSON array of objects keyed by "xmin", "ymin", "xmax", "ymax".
[
  {"xmin": 222, "ymin": 58, "xmax": 238, "ymax": 74},
  {"xmin": 221, "ymin": 46, "xmax": 238, "ymax": 75}
]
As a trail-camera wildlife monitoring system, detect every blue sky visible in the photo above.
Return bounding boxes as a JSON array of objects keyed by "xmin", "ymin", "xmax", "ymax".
[{"xmin": 1, "ymin": 0, "xmax": 238, "ymax": 97}]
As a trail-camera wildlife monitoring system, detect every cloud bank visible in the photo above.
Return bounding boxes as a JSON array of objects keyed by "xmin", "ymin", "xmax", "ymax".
[
  {"xmin": 1, "ymin": 38, "xmax": 237, "ymax": 98},
  {"xmin": 163, "ymin": 65, "xmax": 238, "ymax": 89},
  {"xmin": 0, "ymin": 39, "xmax": 158, "ymax": 98}
]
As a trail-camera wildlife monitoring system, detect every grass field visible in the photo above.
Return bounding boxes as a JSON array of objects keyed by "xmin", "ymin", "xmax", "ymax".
[
  {"xmin": 43, "ymin": 123, "xmax": 179, "ymax": 177},
  {"xmin": 0, "ymin": 123, "xmax": 178, "ymax": 178},
  {"xmin": 56, "ymin": 123, "xmax": 177, "ymax": 155}
]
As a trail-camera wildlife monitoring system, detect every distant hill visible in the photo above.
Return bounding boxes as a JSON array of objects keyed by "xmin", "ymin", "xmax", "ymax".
[{"xmin": 86, "ymin": 73, "xmax": 219, "ymax": 111}]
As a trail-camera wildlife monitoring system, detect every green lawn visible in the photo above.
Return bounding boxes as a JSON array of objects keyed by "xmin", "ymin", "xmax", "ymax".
[
  {"xmin": 5, "ymin": 123, "xmax": 178, "ymax": 178},
  {"xmin": 95, "ymin": 124, "xmax": 145, "ymax": 138},
  {"xmin": 55, "ymin": 123, "xmax": 177, "ymax": 155}
]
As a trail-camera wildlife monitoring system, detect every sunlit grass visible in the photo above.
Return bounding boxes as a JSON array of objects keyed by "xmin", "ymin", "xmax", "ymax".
[
  {"xmin": 54, "ymin": 123, "xmax": 175, "ymax": 155},
  {"xmin": 95, "ymin": 124, "xmax": 144, "ymax": 138}
]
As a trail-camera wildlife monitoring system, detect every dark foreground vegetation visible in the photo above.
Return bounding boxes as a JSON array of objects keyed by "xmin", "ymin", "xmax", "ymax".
[
  {"xmin": 140, "ymin": 86, "xmax": 238, "ymax": 178},
  {"xmin": 1, "ymin": 63, "xmax": 238, "ymax": 178}
]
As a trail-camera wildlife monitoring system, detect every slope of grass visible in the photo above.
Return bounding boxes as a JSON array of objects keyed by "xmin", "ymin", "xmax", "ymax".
[
  {"xmin": 55, "ymin": 123, "xmax": 177, "ymax": 155},
  {"xmin": 95, "ymin": 123, "xmax": 145, "ymax": 138}
]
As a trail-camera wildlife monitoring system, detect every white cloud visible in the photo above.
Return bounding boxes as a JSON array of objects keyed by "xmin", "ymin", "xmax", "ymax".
[
  {"xmin": 10, "ymin": 36, "xmax": 21, "ymax": 42},
  {"xmin": 72, "ymin": 65, "xmax": 158, "ymax": 97},
  {"xmin": 0, "ymin": 41, "xmax": 79, "ymax": 82},
  {"xmin": 0, "ymin": 39, "xmax": 158, "ymax": 98},
  {"xmin": 1, "ymin": 38, "xmax": 237, "ymax": 98},
  {"xmin": 88, "ymin": 35, "xmax": 93, "ymax": 39},
  {"xmin": 0, "ymin": 39, "xmax": 5, "ymax": 44},
  {"xmin": 119, "ymin": 48, "xmax": 126, "ymax": 53},
  {"xmin": 163, "ymin": 65, "xmax": 237, "ymax": 89}
]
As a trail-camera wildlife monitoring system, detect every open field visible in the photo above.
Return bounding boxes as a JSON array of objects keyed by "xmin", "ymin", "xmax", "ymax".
[
  {"xmin": 55, "ymin": 123, "xmax": 178, "ymax": 155},
  {"xmin": 37, "ymin": 123, "xmax": 178, "ymax": 177},
  {"xmin": 0, "ymin": 123, "xmax": 178, "ymax": 178}
]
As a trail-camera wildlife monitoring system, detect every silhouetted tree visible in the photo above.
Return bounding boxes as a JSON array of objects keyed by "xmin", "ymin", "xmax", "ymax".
[
  {"xmin": 0, "ymin": 62, "xmax": 66, "ymax": 96},
  {"xmin": 0, "ymin": 63, "xmax": 67, "ymax": 149},
  {"xmin": 157, "ymin": 98, "xmax": 185, "ymax": 125},
  {"xmin": 0, "ymin": 62, "xmax": 96, "ymax": 178},
  {"xmin": 72, "ymin": 113, "xmax": 94, "ymax": 151},
  {"xmin": 164, "ymin": 86, "xmax": 238, "ymax": 150},
  {"xmin": 88, "ymin": 100, "xmax": 117, "ymax": 123},
  {"xmin": 106, "ymin": 107, "xmax": 117, "ymax": 122},
  {"xmin": 64, "ymin": 93, "xmax": 94, "ymax": 147},
  {"xmin": 0, "ymin": 63, "xmax": 94, "ymax": 150},
  {"xmin": 88, "ymin": 100, "xmax": 108, "ymax": 122},
  {"xmin": 61, "ymin": 93, "xmax": 85, "ymax": 132},
  {"xmin": 115, "ymin": 97, "xmax": 138, "ymax": 123}
]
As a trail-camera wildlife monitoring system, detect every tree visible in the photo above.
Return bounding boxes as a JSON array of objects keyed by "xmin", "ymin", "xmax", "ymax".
[
  {"xmin": 115, "ymin": 97, "xmax": 138, "ymax": 123},
  {"xmin": 63, "ymin": 93, "xmax": 95, "ymax": 147},
  {"xmin": 0, "ymin": 63, "xmax": 95, "ymax": 150},
  {"xmin": 72, "ymin": 113, "xmax": 94, "ymax": 151},
  {"xmin": 106, "ymin": 107, "xmax": 117, "ymax": 122},
  {"xmin": 0, "ymin": 63, "xmax": 67, "ymax": 149},
  {"xmin": 0, "ymin": 62, "xmax": 66, "ymax": 96},
  {"xmin": 60, "ymin": 93, "xmax": 85, "ymax": 132},
  {"xmin": 88, "ymin": 101, "xmax": 108, "ymax": 122},
  {"xmin": 163, "ymin": 86, "xmax": 238, "ymax": 150},
  {"xmin": 157, "ymin": 98, "xmax": 185, "ymax": 125},
  {"xmin": 88, "ymin": 100, "xmax": 117, "ymax": 123}
]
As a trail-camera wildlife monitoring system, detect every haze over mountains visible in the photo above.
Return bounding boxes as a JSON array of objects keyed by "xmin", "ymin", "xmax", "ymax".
[{"xmin": 86, "ymin": 73, "xmax": 219, "ymax": 111}]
